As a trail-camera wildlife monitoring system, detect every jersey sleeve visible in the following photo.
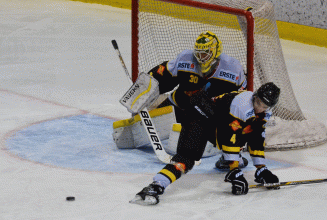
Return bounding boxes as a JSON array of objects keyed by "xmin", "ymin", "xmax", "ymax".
[
  {"xmin": 246, "ymin": 112, "xmax": 271, "ymax": 166},
  {"xmin": 147, "ymin": 50, "xmax": 196, "ymax": 94},
  {"xmin": 206, "ymin": 55, "xmax": 247, "ymax": 97},
  {"xmin": 147, "ymin": 61, "xmax": 179, "ymax": 94}
]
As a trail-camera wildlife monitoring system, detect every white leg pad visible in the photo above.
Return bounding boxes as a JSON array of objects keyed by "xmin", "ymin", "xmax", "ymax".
[{"xmin": 112, "ymin": 106, "xmax": 176, "ymax": 149}]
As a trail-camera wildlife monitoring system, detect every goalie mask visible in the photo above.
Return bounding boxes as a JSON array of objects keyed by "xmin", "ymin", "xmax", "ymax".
[{"xmin": 194, "ymin": 31, "xmax": 223, "ymax": 76}]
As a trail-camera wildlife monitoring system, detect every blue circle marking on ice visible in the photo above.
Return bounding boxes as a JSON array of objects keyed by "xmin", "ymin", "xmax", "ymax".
[{"xmin": 6, "ymin": 114, "xmax": 292, "ymax": 174}]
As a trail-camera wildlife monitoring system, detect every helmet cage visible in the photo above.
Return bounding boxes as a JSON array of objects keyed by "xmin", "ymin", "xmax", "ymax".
[
  {"xmin": 194, "ymin": 31, "xmax": 222, "ymax": 74},
  {"xmin": 194, "ymin": 48, "xmax": 214, "ymax": 64}
]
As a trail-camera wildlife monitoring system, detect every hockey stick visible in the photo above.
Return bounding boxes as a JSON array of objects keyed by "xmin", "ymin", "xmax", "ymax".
[
  {"xmin": 111, "ymin": 40, "xmax": 201, "ymax": 166},
  {"xmin": 111, "ymin": 40, "xmax": 173, "ymax": 164},
  {"xmin": 249, "ymin": 178, "xmax": 327, "ymax": 189}
]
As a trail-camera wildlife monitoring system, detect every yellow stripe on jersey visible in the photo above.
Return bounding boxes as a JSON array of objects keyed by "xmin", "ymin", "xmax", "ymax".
[
  {"xmin": 210, "ymin": 77, "xmax": 237, "ymax": 86},
  {"xmin": 159, "ymin": 169, "xmax": 177, "ymax": 183},
  {"xmin": 222, "ymin": 145, "xmax": 241, "ymax": 153},
  {"xmin": 229, "ymin": 112, "xmax": 255, "ymax": 123},
  {"xmin": 248, "ymin": 146, "xmax": 265, "ymax": 157}
]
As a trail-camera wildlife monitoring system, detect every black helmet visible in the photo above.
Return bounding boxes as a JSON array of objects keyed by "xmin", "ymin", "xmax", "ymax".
[{"xmin": 255, "ymin": 82, "xmax": 280, "ymax": 107}]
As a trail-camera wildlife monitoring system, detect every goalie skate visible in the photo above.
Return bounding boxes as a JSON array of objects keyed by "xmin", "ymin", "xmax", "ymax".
[{"xmin": 129, "ymin": 182, "xmax": 164, "ymax": 206}]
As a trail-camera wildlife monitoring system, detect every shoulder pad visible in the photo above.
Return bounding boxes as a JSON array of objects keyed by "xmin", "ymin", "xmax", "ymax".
[
  {"xmin": 167, "ymin": 50, "xmax": 200, "ymax": 76},
  {"xmin": 230, "ymin": 91, "xmax": 254, "ymax": 122}
]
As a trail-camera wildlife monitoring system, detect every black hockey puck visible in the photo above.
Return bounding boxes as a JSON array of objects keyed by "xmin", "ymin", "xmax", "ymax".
[{"xmin": 66, "ymin": 196, "xmax": 75, "ymax": 201}]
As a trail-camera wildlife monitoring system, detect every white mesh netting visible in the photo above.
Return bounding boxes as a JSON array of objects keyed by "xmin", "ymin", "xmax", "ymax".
[{"xmin": 134, "ymin": 0, "xmax": 327, "ymax": 150}]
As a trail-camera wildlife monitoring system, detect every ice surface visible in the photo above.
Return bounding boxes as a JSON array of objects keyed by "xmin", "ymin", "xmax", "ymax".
[{"xmin": 0, "ymin": 0, "xmax": 327, "ymax": 219}]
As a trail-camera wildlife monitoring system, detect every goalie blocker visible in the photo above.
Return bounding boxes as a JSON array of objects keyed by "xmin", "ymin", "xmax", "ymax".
[{"xmin": 120, "ymin": 72, "xmax": 160, "ymax": 114}]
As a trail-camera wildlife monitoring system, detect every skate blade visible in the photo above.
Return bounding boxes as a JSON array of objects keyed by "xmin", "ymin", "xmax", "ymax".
[{"xmin": 129, "ymin": 195, "xmax": 158, "ymax": 206}]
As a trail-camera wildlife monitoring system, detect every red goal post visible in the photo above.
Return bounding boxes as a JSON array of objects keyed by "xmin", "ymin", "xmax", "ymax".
[{"xmin": 131, "ymin": 0, "xmax": 327, "ymax": 150}]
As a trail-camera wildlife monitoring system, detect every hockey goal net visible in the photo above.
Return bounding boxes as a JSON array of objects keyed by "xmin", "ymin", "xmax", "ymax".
[{"xmin": 131, "ymin": 0, "xmax": 327, "ymax": 150}]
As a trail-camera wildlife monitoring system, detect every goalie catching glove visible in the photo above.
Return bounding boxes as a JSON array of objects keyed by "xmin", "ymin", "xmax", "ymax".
[{"xmin": 120, "ymin": 72, "xmax": 160, "ymax": 114}]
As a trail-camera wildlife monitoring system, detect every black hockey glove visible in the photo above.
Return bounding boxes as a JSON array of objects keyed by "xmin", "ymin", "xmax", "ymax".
[
  {"xmin": 189, "ymin": 83, "xmax": 215, "ymax": 119},
  {"xmin": 255, "ymin": 166, "xmax": 280, "ymax": 189},
  {"xmin": 225, "ymin": 168, "xmax": 248, "ymax": 195}
]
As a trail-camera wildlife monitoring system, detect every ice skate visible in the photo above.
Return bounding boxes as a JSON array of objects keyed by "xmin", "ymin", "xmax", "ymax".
[{"xmin": 129, "ymin": 182, "xmax": 164, "ymax": 206}]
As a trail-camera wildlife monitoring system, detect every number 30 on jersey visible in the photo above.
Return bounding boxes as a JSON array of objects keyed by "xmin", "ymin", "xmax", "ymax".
[{"xmin": 189, "ymin": 75, "xmax": 198, "ymax": 83}]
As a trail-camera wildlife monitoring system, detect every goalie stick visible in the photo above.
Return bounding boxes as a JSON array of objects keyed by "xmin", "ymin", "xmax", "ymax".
[
  {"xmin": 249, "ymin": 178, "xmax": 327, "ymax": 189},
  {"xmin": 112, "ymin": 40, "xmax": 201, "ymax": 165}
]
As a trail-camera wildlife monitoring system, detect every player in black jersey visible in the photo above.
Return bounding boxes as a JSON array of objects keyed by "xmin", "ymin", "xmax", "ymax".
[
  {"xmin": 148, "ymin": 31, "xmax": 247, "ymax": 123},
  {"xmin": 130, "ymin": 82, "xmax": 280, "ymax": 205},
  {"xmin": 146, "ymin": 31, "xmax": 248, "ymax": 167},
  {"xmin": 118, "ymin": 31, "xmax": 248, "ymax": 166}
]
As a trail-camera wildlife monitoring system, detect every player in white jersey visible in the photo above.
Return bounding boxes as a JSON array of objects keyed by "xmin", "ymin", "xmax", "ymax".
[
  {"xmin": 130, "ymin": 82, "xmax": 281, "ymax": 205},
  {"xmin": 146, "ymin": 31, "xmax": 248, "ymax": 167}
]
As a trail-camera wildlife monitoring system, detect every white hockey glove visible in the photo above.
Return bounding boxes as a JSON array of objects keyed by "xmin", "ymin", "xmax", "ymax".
[{"xmin": 120, "ymin": 72, "xmax": 160, "ymax": 114}]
